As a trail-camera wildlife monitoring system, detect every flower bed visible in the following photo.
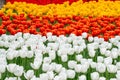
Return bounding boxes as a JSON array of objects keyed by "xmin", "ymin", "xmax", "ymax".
[{"xmin": 0, "ymin": 32, "xmax": 120, "ymax": 80}]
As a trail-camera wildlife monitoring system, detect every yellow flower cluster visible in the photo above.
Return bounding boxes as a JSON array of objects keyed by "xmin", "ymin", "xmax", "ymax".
[{"xmin": 1, "ymin": 0, "xmax": 120, "ymax": 17}]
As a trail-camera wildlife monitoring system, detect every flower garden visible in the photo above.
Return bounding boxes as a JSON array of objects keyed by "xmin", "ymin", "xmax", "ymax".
[{"xmin": 0, "ymin": 0, "xmax": 120, "ymax": 80}]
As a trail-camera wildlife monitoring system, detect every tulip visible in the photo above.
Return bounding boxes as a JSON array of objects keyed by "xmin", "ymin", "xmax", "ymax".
[
  {"xmin": 55, "ymin": 64, "xmax": 62, "ymax": 73},
  {"xmin": 91, "ymin": 72, "xmax": 99, "ymax": 80},
  {"xmin": 90, "ymin": 62, "xmax": 97, "ymax": 69},
  {"xmin": 14, "ymin": 66, "xmax": 24, "ymax": 77},
  {"xmin": 0, "ymin": 64, "xmax": 6, "ymax": 73},
  {"xmin": 47, "ymin": 71, "xmax": 54, "ymax": 80},
  {"xmin": 88, "ymin": 50, "xmax": 95, "ymax": 58},
  {"xmin": 67, "ymin": 70, "xmax": 75, "ymax": 79},
  {"xmin": 31, "ymin": 76, "xmax": 40, "ymax": 80},
  {"xmin": 54, "ymin": 76, "xmax": 60, "ymax": 80},
  {"xmin": 81, "ymin": 64, "xmax": 89, "ymax": 73},
  {"xmin": 116, "ymin": 62, "xmax": 120, "ymax": 70},
  {"xmin": 23, "ymin": 33, "xmax": 30, "ymax": 40},
  {"xmin": 42, "ymin": 63, "xmax": 50, "ymax": 72},
  {"xmin": 82, "ymin": 32, "xmax": 87, "ymax": 38},
  {"xmin": 79, "ymin": 75, "xmax": 86, "ymax": 80},
  {"xmin": 43, "ymin": 57, "xmax": 51, "ymax": 64},
  {"xmin": 6, "ymin": 50, "xmax": 15, "ymax": 60},
  {"xmin": 107, "ymin": 65, "xmax": 117, "ymax": 73},
  {"xmin": 110, "ymin": 78, "xmax": 117, "ymax": 80},
  {"xmin": 88, "ymin": 36, "xmax": 93, "ymax": 42},
  {"xmin": 24, "ymin": 70, "xmax": 34, "ymax": 80},
  {"xmin": 5, "ymin": 77, "xmax": 17, "ymax": 80},
  {"xmin": 59, "ymin": 72, "xmax": 67, "ymax": 80},
  {"xmin": 74, "ymin": 64, "xmax": 82, "ymax": 73},
  {"xmin": 39, "ymin": 73, "xmax": 49, "ymax": 80},
  {"xmin": 104, "ymin": 57, "xmax": 113, "ymax": 65},
  {"xmin": 26, "ymin": 51, "xmax": 34, "ymax": 58},
  {"xmin": 31, "ymin": 61, "xmax": 42, "ymax": 70},
  {"xmin": 116, "ymin": 72, "xmax": 120, "ymax": 80},
  {"xmin": 19, "ymin": 50, "xmax": 27, "ymax": 58},
  {"xmin": 96, "ymin": 63, "xmax": 106, "ymax": 73},
  {"xmin": 49, "ymin": 50, "xmax": 56, "ymax": 60},
  {"xmin": 99, "ymin": 77, "xmax": 106, "ymax": 80},
  {"xmin": 61, "ymin": 55, "xmax": 68, "ymax": 62},
  {"xmin": 76, "ymin": 55, "xmax": 83, "ymax": 62},
  {"xmin": 97, "ymin": 56, "xmax": 104, "ymax": 63},
  {"xmin": 68, "ymin": 60, "xmax": 77, "ymax": 69},
  {"xmin": 7, "ymin": 64, "xmax": 17, "ymax": 73}
]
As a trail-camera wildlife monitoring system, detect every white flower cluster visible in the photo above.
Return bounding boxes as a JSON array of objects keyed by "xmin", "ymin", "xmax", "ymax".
[{"xmin": 0, "ymin": 32, "xmax": 120, "ymax": 80}]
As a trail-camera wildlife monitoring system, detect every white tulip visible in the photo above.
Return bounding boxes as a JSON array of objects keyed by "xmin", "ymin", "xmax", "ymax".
[
  {"xmin": 59, "ymin": 72, "xmax": 67, "ymax": 80},
  {"xmin": 43, "ymin": 57, "xmax": 51, "ymax": 64},
  {"xmin": 26, "ymin": 51, "xmax": 34, "ymax": 58},
  {"xmin": 68, "ymin": 60, "xmax": 77, "ymax": 69},
  {"xmin": 104, "ymin": 57, "xmax": 113, "ymax": 65},
  {"xmin": 14, "ymin": 66, "xmax": 24, "ymax": 77},
  {"xmin": 40, "ymin": 73, "xmax": 48, "ymax": 80},
  {"xmin": 105, "ymin": 50, "xmax": 111, "ymax": 57},
  {"xmin": 91, "ymin": 72, "xmax": 99, "ymax": 80},
  {"xmin": 31, "ymin": 61, "xmax": 42, "ymax": 70},
  {"xmin": 0, "ymin": 73, "xmax": 1, "ymax": 79},
  {"xmin": 19, "ymin": 50, "xmax": 27, "ymax": 58},
  {"xmin": 107, "ymin": 65, "xmax": 117, "ymax": 73},
  {"xmin": 81, "ymin": 64, "xmax": 89, "ymax": 73},
  {"xmin": 55, "ymin": 64, "xmax": 62, "ymax": 73},
  {"xmin": 42, "ymin": 63, "xmax": 49, "ymax": 72},
  {"xmin": 99, "ymin": 77, "xmax": 106, "ymax": 80},
  {"xmin": 24, "ymin": 70, "xmax": 34, "ymax": 80},
  {"xmin": 116, "ymin": 72, "xmax": 120, "ymax": 80},
  {"xmin": 97, "ymin": 56, "xmax": 104, "ymax": 63},
  {"xmin": 47, "ymin": 71, "xmax": 54, "ymax": 80},
  {"xmin": 67, "ymin": 70, "xmax": 75, "ymax": 79},
  {"xmin": 90, "ymin": 62, "xmax": 97, "ymax": 69},
  {"xmin": 96, "ymin": 63, "xmax": 106, "ymax": 73},
  {"xmin": 54, "ymin": 76, "xmax": 60, "ymax": 80},
  {"xmin": 49, "ymin": 50, "xmax": 56, "ymax": 60},
  {"xmin": 23, "ymin": 33, "xmax": 30, "ymax": 39},
  {"xmin": 116, "ymin": 62, "xmax": 120, "ymax": 70},
  {"xmin": 6, "ymin": 51, "xmax": 15, "ymax": 60},
  {"xmin": 0, "ymin": 64, "xmax": 6, "ymax": 73},
  {"xmin": 31, "ymin": 76, "xmax": 40, "ymax": 80},
  {"xmin": 88, "ymin": 36, "xmax": 93, "ymax": 42},
  {"xmin": 76, "ymin": 55, "xmax": 83, "ymax": 62},
  {"xmin": 110, "ymin": 78, "xmax": 117, "ymax": 80},
  {"xmin": 79, "ymin": 75, "xmax": 86, "ymax": 80},
  {"xmin": 100, "ymin": 48, "xmax": 106, "ymax": 55},
  {"xmin": 82, "ymin": 32, "xmax": 87, "ymax": 38},
  {"xmin": 111, "ymin": 50, "xmax": 118, "ymax": 59},
  {"xmin": 67, "ymin": 48, "xmax": 75, "ymax": 55},
  {"xmin": 7, "ymin": 64, "xmax": 17, "ymax": 73},
  {"xmin": 61, "ymin": 55, "xmax": 68, "ymax": 62},
  {"xmin": 88, "ymin": 50, "xmax": 95, "ymax": 57},
  {"xmin": 5, "ymin": 77, "xmax": 17, "ymax": 80},
  {"xmin": 74, "ymin": 64, "xmax": 82, "ymax": 73}
]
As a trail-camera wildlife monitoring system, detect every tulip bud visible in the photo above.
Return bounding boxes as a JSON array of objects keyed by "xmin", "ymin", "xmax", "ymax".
[
  {"xmin": 107, "ymin": 65, "xmax": 117, "ymax": 73},
  {"xmin": 88, "ymin": 36, "xmax": 93, "ymax": 42},
  {"xmin": 104, "ymin": 57, "xmax": 113, "ymax": 65},
  {"xmin": 116, "ymin": 62, "xmax": 120, "ymax": 70},
  {"xmin": 43, "ymin": 57, "xmax": 51, "ymax": 64},
  {"xmin": 67, "ymin": 70, "xmax": 75, "ymax": 79},
  {"xmin": 74, "ymin": 64, "xmax": 82, "ymax": 73},
  {"xmin": 68, "ymin": 60, "xmax": 77, "ymax": 69},
  {"xmin": 42, "ymin": 63, "xmax": 49, "ymax": 72},
  {"xmin": 82, "ymin": 32, "xmax": 87, "ymax": 38},
  {"xmin": 0, "ymin": 64, "xmax": 6, "ymax": 73},
  {"xmin": 47, "ymin": 71, "xmax": 54, "ymax": 80},
  {"xmin": 96, "ymin": 63, "xmax": 106, "ymax": 73},
  {"xmin": 7, "ymin": 64, "xmax": 17, "ymax": 73},
  {"xmin": 14, "ymin": 66, "xmax": 24, "ymax": 77},
  {"xmin": 61, "ymin": 55, "xmax": 68, "ymax": 62},
  {"xmin": 40, "ymin": 73, "xmax": 49, "ymax": 80},
  {"xmin": 24, "ymin": 70, "xmax": 34, "ymax": 80},
  {"xmin": 76, "ymin": 55, "xmax": 83, "ymax": 62},
  {"xmin": 91, "ymin": 72, "xmax": 99, "ymax": 80},
  {"xmin": 54, "ymin": 76, "xmax": 60, "ymax": 80},
  {"xmin": 97, "ymin": 56, "xmax": 104, "ymax": 63},
  {"xmin": 79, "ymin": 75, "xmax": 86, "ymax": 80},
  {"xmin": 110, "ymin": 78, "xmax": 117, "ymax": 80},
  {"xmin": 55, "ymin": 64, "xmax": 62, "ymax": 73}
]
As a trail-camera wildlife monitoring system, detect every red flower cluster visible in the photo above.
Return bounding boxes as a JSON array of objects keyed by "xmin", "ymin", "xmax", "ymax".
[{"xmin": 1, "ymin": 13, "xmax": 120, "ymax": 41}]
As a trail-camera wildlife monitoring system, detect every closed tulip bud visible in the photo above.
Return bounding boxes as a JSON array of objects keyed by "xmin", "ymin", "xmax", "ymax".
[
  {"xmin": 74, "ymin": 64, "xmax": 82, "ymax": 73},
  {"xmin": 59, "ymin": 72, "xmax": 67, "ymax": 80},
  {"xmin": 31, "ymin": 61, "xmax": 42, "ymax": 70},
  {"xmin": 7, "ymin": 64, "xmax": 17, "ymax": 73},
  {"xmin": 5, "ymin": 77, "xmax": 17, "ymax": 80},
  {"xmin": 88, "ymin": 50, "xmax": 95, "ymax": 57},
  {"xmin": 6, "ymin": 51, "xmax": 15, "ymax": 60},
  {"xmin": 40, "ymin": 73, "xmax": 49, "ymax": 80},
  {"xmin": 104, "ymin": 57, "xmax": 113, "ymax": 65},
  {"xmin": 81, "ymin": 64, "xmax": 89, "ymax": 73},
  {"xmin": 110, "ymin": 78, "xmax": 117, "ymax": 80},
  {"xmin": 49, "ymin": 50, "xmax": 56, "ymax": 60},
  {"xmin": 19, "ymin": 50, "xmax": 27, "ymax": 58},
  {"xmin": 99, "ymin": 77, "xmax": 106, "ymax": 80},
  {"xmin": 105, "ymin": 50, "xmax": 111, "ymax": 57},
  {"xmin": 90, "ymin": 62, "xmax": 97, "ymax": 69},
  {"xmin": 43, "ymin": 57, "xmax": 51, "ymax": 64},
  {"xmin": 100, "ymin": 48, "xmax": 106, "ymax": 55},
  {"xmin": 24, "ymin": 70, "xmax": 34, "ymax": 80},
  {"xmin": 97, "ymin": 56, "xmax": 104, "ymax": 63},
  {"xmin": 116, "ymin": 62, "xmax": 120, "ymax": 70},
  {"xmin": 96, "ymin": 63, "xmax": 106, "ymax": 73},
  {"xmin": 46, "ymin": 32, "xmax": 52, "ymax": 37},
  {"xmin": 82, "ymin": 32, "xmax": 87, "ymax": 38},
  {"xmin": 116, "ymin": 72, "xmax": 120, "ymax": 80},
  {"xmin": 88, "ymin": 36, "xmax": 93, "ymax": 42},
  {"xmin": 79, "ymin": 75, "xmax": 86, "ymax": 80},
  {"xmin": 23, "ymin": 33, "xmax": 30, "ymax": 39},
  {"xmin": 31, "ymin": 76, "xmax": 40, "ymax": 80},
  {"xmin": 68, "ymin": 60, "xmax": 77, "ymax": 69},
  {"xmin": 61, "ymin": 55, "xmax": 68, "ymax": 62},
  {"xmin": 14, "ymin": 66, "xmax": 24, "ymax": 77},
  {"xmin": 76, "ymin": 55, "xmax": 83, "ymax": 62},
  {"xmin": 54, "ymin": 76, "xmax": 60, "ymax": 80},
  {"xmin": 55, "ymin": 64, "xmax": 62, "ymax": 73},
  {"xmin": 91, "ymin": 72, "xmax": 99, "ymax": 80},
  {"xmin": 67, "ymin": 70, "xmax": 75, "ymax": 79},
  {"xmin": 42, "ymin": 63, "xmax": 49, "ymax": 72},
  {"xmin": 47, "ymin": 71, "xmax": 54, "ymax": 80},
  {"xmin": 27, "ymin": 51, "xmax": 34, "ymax": 58},
  {"xmin": 0, "ymin": 64, "xmax": 6, "ymax": 73},
  {"xmin": 107, "ymin": 65, "xmax": 117, "ymax": 73}
]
